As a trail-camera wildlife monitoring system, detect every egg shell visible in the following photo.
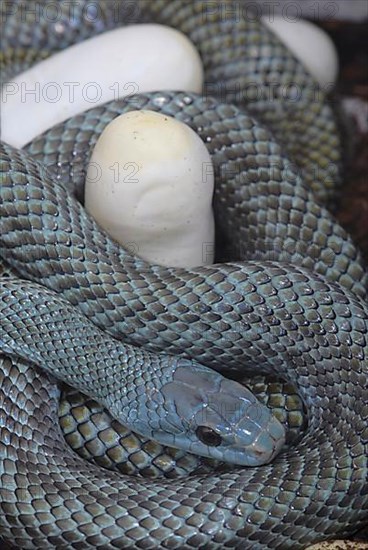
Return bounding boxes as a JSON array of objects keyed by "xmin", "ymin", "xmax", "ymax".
[
  {"xmin": 85, "ymin": 110, "xmax": 215, "ymax": 268},
  {"xmin": 1, "ymin": 24, "xmax": 203, "ymax": 148}
]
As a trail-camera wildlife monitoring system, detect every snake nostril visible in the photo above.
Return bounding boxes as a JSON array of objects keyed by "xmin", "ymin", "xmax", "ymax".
[{"xmin": 196, "ymin": 426, "xmax": 223, "ymax": 447}]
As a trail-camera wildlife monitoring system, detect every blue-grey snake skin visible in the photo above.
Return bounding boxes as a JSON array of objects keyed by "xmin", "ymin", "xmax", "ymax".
[{"xmin": 0, "ymin": 1, "xmax": 367, "ymax": 548}]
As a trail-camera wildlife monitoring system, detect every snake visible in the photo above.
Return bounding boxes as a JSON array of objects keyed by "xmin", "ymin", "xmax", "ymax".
[{"xmin": 1, "ymin": 0, "xmax": 368, "ymax": 548}]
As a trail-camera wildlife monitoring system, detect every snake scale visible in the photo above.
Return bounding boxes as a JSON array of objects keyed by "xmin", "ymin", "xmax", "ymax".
[{"xmin": 1, "ymin": 0, "xmax": 367, "ymax": 548}]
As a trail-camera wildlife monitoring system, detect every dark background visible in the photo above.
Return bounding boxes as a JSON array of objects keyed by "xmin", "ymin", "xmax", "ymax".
[{"xmin": 325, "ymin": 17, "xmax": 368, "ymax": 264}]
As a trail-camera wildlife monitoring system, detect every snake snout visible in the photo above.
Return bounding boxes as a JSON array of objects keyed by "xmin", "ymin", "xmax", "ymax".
[
  {"xmin": 201, "ymin": 388, "xmax": 287, "ymax": 467},
  {"xmin": 159, "ymin": 361, "xmax": 286, "ymax": 466},
  {"xmin": 237, "ymin": 412, "xmax": 286, "ymax": 466}
]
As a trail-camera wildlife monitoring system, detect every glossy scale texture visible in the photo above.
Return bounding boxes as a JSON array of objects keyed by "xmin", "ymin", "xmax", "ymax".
[{"xmin": 0, "ymin": 1, "xmax": 367, "ymax": 548}]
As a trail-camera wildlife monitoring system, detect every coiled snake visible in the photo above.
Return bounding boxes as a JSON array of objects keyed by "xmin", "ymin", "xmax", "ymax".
[{"xmin": 0, "ymin": 1, "xmax": 367, "ymax": 548}]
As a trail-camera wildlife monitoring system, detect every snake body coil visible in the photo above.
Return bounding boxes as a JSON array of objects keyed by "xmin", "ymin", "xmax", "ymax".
[{"xmin": 0, "ymin": 1, "xmax": 367, "ymax": 548}]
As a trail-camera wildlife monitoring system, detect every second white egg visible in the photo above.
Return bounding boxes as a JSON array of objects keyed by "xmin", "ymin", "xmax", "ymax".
[{"xmin": 85, "ymin": 110, "xmax": 215, "ymax": 268}]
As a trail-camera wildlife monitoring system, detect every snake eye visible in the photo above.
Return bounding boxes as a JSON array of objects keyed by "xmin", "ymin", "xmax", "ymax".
[{"xmin": 196, "ymin": 426, "xmax": 222, "ymax": 447}]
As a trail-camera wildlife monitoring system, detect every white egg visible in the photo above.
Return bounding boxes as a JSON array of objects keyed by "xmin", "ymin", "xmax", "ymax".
[
  {"xmin": 85, "ymin": 110, "xmax": 215, "ymax": 268},
  {"xmin": 1, "ymin": 24, "xmax": 203, "ymax": 148},
  {"xmin": 262, "ymin": 16, "xmax": 338, "ymax": 88}
]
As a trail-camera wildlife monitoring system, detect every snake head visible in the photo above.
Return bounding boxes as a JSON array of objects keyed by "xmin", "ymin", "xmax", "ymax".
[{"xmin": 157, "ymin": 360, "xmax": 286, "ymax": 466}]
